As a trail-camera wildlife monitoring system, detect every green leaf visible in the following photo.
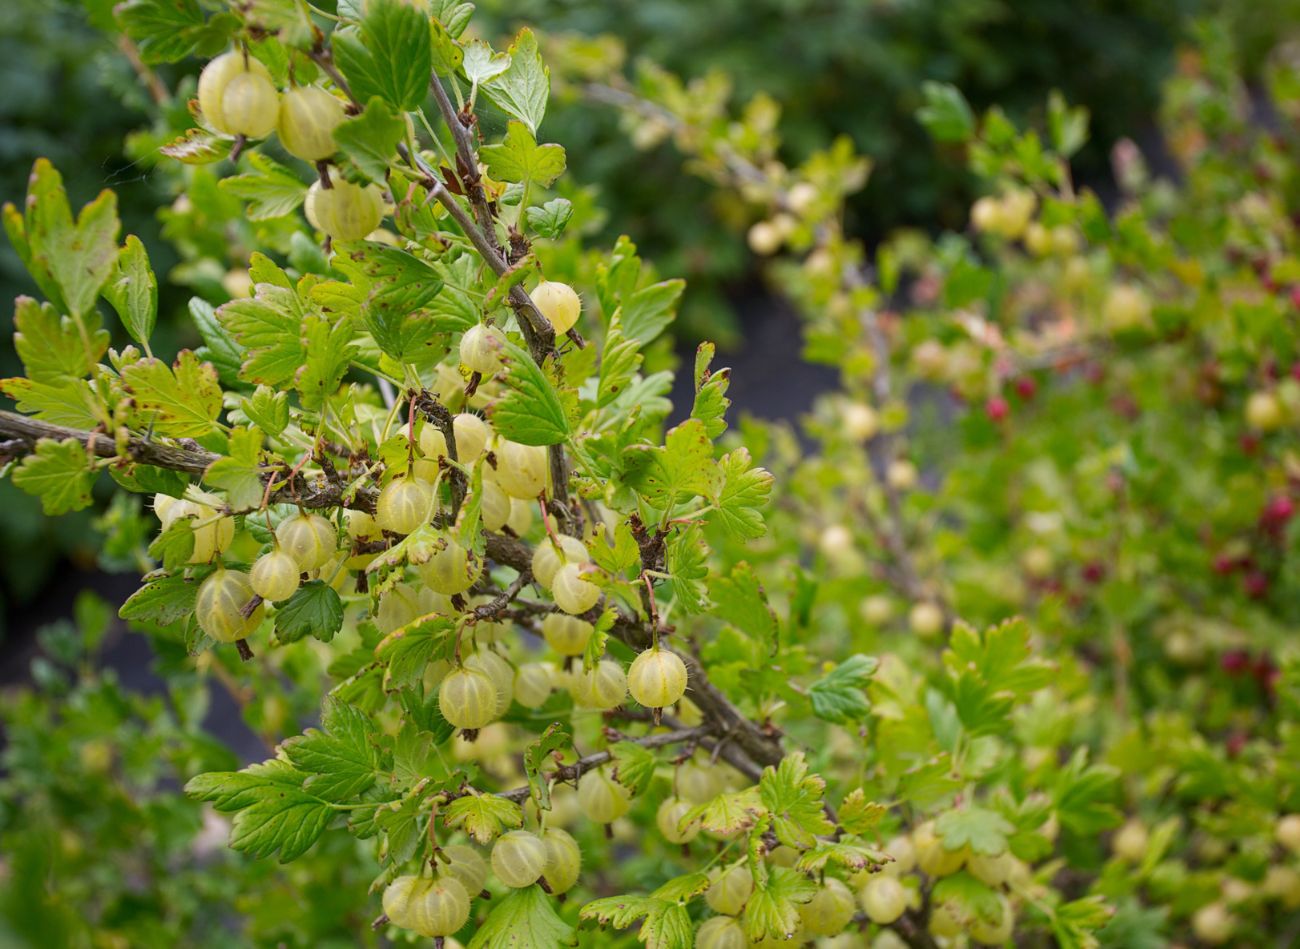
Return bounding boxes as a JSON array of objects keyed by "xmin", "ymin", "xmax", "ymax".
[
  {"xmin": 121, "ymin": 351, "xmax": 223, "ymax": 438},
  {"xmin": 148, "ymin": 518, "xmax": 196, "ymax": 571},
  {"xmin": 808, "ymin": 654, "xmax": 878, "ymax": 725},
  {"xmin": 488, "ymin": 340, "xmax": 572, "ymax": 446},
  {"xmin": 119, "ymin": 574, "xmax": 200, "ymax": 627},
  {"xmin": 203, "ymin": 427, "xmax": 264, "ymax": 511},
  {"xmin": 282, "ymin": 698, "xmax": 381, "ymax": 800},
  {"xmin": 837, "ymin": 788, "xmax": 887, "ymax": 836},
  {"xmin": 298, "ymin": 315, "xmax": 357, "ymax": 411},
  {"xmin": 27, "ymin": 166, "xmax": 119, "ymax": 319},
  {"xmin": 580, "ymin": 894, "xmax": 691, "ymax": 949},
  {"xmin": 650, "ymin": 872, "xmax": 711, "ymax": 903},
  {"xmin": 621, "ymin": 279, "xmax": 684, "ymax": 346},
  {"xmin": 482, "ymin": 28, "xmax": 549, "ymax": 136},
  {"xmin": 917, "ymin": 81, "xmax": 975, "ymax": 142},
  {"xmin": 103, "ymin": 236, "xmax": 158, "ymax": 352},
  {"xmin": 185, "ymin": 759, "xmax": 333, "ymax": 862},
  {"xmin": 12, "ymin": 438, "xmax": 95, "ymax": 515},
  {"xmin": 610, "ymin": 741, "xmax": 656, "ymax": 796},
  {"xmin": 664, "ymin": 525, "xmax": 709, "ymax": 615},
  {"xmin": 217, "ymin": 281, "xmax": 307, "ymax": 387},
  {"xmin": 334, "ymin": 97, "xmax": 405, "ymax": 182},
  {"xmin": 759, "ymin": 753, "xmax": 835, "ymax": 848},
  {"xmin": 597, "ymin": 324, "xmax": 642, "ymax": 409},
  {"xmin": 682, "ymin": 787, "xmax": 763, "ymax": 837},
  {"xmin": 523, "ymin": 723, "xmax": 571, "ymax": 810},
  {"xmin": 481, "ymin": 121, "xmax": 567, "ymax": 186},
  {"xmin": 444, "ymin": 790, "xmax": 523, "ymax": 844},
  {"xmin": 220, "ymin": 153, "xmax": 308, "ymax": 221},
  {"xmin": 240, "ymin": 385, "xmax": 290, "ymax": 437},
  {"xmin": 469, "ymin": 886, "xmax": 574, "ymax": 949},
  {"xmin": 274, "ymin": 580, "xmax": 345, "ymax": 643},
  {"xmin": 12, "ymin": 296, "xmax": 106, "ymax": 383},
  {"xmin": 708, "ymin": 563, "xmax": 777, "ymax": 654},
  {"xmin": 795, "ymin": 837, "xmax": 889, "ymax": 874},
  {"xmin": 525, "ymin": 198, "xmax": 572, "ymax": 239},
  {"xmin": 0, "ymin": 377, "xmax": 100, "ymax": 428},
  {"xmin": 333, "ymin": 0, "xmax": 432, "ymax": 111},
  {"xmin": 377, "ymin": 615, "xmax": 457, "ymax": 691},
  {"xmin": 690, "ymin": 342, "xmax": 730, "ymax": 438},
  {"xmin": 625, "ymin": 418, "xmax": 714, "ymax": 510},
  {"xmin": 190, "ymin": 296, "xmax": 243, "ymax": 386},
  {"xmin": 743, "ymin": 867, "xmax": 816, "ymax": 942},
  {"xmin": 115, "ymin": 0, "xmax": 207, "ymax": 63},
  {"xmin": 462, "ymin": 39, "xmax": 511, "ymax": 86},
  {"xmin": 709, "ymin": 448, "xmax": 773, "ymax": 540},
  {"xmin": 335, "ymin": 243, "xmax": 445, "ymax": 362},
  {"xmin": 1048, "ymin": 90, "xmax": 1089, "ymax": 159},
  {"xmin": 935, "ymin": 805, "xmax": 1015, "ymax": 856}
]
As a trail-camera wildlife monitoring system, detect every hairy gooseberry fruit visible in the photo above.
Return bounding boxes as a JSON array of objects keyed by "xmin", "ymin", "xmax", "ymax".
[
  {"xmin": 198, "ymin": 52, "xmax": 275, "ymax": 136},
  {"xmin": 513, "ymin": 662, "xmax": 554, "ymax": 708},
  {"xmin": 453, "ymin": 413, "xmax": 490, "ymax": 463},
  {"xmin": 219, "ymin": 71, "xmax": 279, "ymax": 138},
  {"xmin": 531, "ymin": 281, "xmax": 582, "ymax": 334},
  {"xmin": 438, "ymin": 667, "xmax": 499, "ymax": 730},
  {"xmin": 799, "ymin": 877, "xmax": 855, "ymax": 936},
  {"xmin": 914, "ymin": 820, "xmax": 964, "ymax": 876},
  {"xmin": 346, "ymin": 510, "xmax": 383, "ymax": 541},
  {"xmin": 886, "ymin": 459, "xmax": 918, "ymax": 491},
  {"xmin": 908, "ymin": 601, "xmax": 945, "ymax": 638},
  {"xmin": 196, "ymin": 569, "xmax": 263, "ymax": 643},
  {"xmin": 553, "ymin": 562, "xmax": 601, "ymax": 615},
  {"xmin": 577, "ymin": 769, "xmax": 631, "ymax": 824},
  {"xmin": 970, "ymin": 896, "xmax": 1014, "ymax": 945},
  {"xmin": 542, "ymin": 613, "xmax": 594, "ymax": 657},
  {"xmin": 506, "ymin": 497, "xmax": 534, "ymax": 534},
  {"xmin": 540, "ymin": 827, "xmax": 582, "ymax": 894},
  {"xmin": 492, "ymin": 440, "xmax": 548, "ymax": 499},
  {"xmin": 704, "ymin": 862, "xmax": 753, "ymax": 915},
  {"xmin": 695, "ymin": 916, "xmax": 747, "ymax": 949},
  {"xmin": 490, "ymin": 830, "xmax": 548, "ymax": 888},
  {"xmin": 277, "ymin": 84, "xmax": 345, "ymax": 161},
  {"xmin": 569, "ymin": 659, "xmax": 626, "ymax": 710},
  {"xmin": 880, "ymin": 834, "xmax": 916, "ymax": 876},
  {"xmin": 967, "ymin": 851, "xmax": 1015, "ymax": 887},
  {"xmin": 305, "ymin": 174, "xmax": 385, "ymax": 242},
  {"xmin": 382, "ymin": 875, "xmax": 470, "ymax": 937},
  {"xmin": 418, "ymin": 537, "xmax": 481, "ymax": 595},
  {"xmin": 419, "ymin": 424, "xmax": 448, "ymax": 462},
  {"xmin": 478, "ymin": 479, "xmax": 511, "ymax": 532},
  {"xmin": 843, "ymin": 402, "xmax": 879, "ymax": 441},
  {"xmin": 656, "ymin": 796, "xmax": 699, "ymax": 844},
  {"xmin": 747, "ymin": 220, "xmax": 782, "ymax": 256},
  {"xmin": 375, "ymin": 583, "xmax": 434, "ymax": 634},
  {"xmin": 676, "ymin": 760, "xmax": 723, "ymax": 805},
  {"xmin": 859, "ymin": 875, "xmax": 906, "ymax": 924},
  {"xmin": 464, "ymin": 649, "xmax": 514, "ymax": 716},
  {"xmin": 531, "ymin": 534, "xmax": 590, "ymax": 589},
  {"xmin": 1112, "ymin": 819, "xmax": 1149, "ymax": 862},
  {"xmin": 1247, "ymin": 390, "xmax": 1284, "ymax": 431},
  {"xmin": 275, "ymin": 513, "xmax": 337, "ymax": 571},
  {"xmin": 628, "ymin": 647, "xmax": 688, "ymax": 708},
  {"xmin": 375, "ymin": 478, "xmax": 434, "ymax": 535},
  {"xmin": 249, "ymin": 549, "xmax": 301, "ymax": 602},
  {"xmin": 460, "ymin": 323, "xmax": 507, "ymax": 375},
  {"xmin": 158, "ymin": 498, "xmax": 234, "ymax": 563},
  {"xmin": 1192, "ymin": 902, "xmax": 1234, "ymax": 945},
  {"xmin": 439, "ymin": 843, "xmax": 488, "ymax": 894}
]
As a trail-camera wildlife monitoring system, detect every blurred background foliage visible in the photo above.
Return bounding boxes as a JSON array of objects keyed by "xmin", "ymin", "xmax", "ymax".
[{"xmin": 1, "ymin": 0, "xmax": 1299, "ymax": 614}]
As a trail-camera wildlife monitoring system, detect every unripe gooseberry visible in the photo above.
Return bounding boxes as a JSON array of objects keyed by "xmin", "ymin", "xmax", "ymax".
[
  {"xmin": 553, "ymin": 562, "xmax": 601, "ymax": 615},
  {"xmin": 513, "ymin": 662, "xmax": 554, "ymax": 708},
  {"xmin": 198, "ymin": 52, "xmax": 274, "ymax": 135},
  {"xmin": 969, "ymin": 894, "xmax": 1014, "ymax": 945},
  {"xmin": 799, "ymin": 878, "xmax": 855, "ymax": 936},
  {"xmin": 375, "ymin": 478, "xmax": 434, "ymax": 535},
  {"xmin": 419, "ymin": 424, "xmax": 449, "ymax": 462},
  {"xmin": 492, "ymin": 440, "xmax": 548, "ymax": 499},
  {"xmin": 477, "ymin": 479, "xmax": 511, "ymax": 532},
  {"xmin": 531, "ymin": 534, "xmax": 590, "ymax": 589},
  {"xmin": 859, "ymin": 875, "xmax": 907, "ymax": 924},
  {"xmin": 1103, "ymin": 283, "xmax": 1151, "ymax": 333},
  {"xmin": 382, "ymin": 875, "xmax": 470, "ymax": 938},
  {"xmin": 705, "ymin": 862, "xmax": 753, "ymax": 915},
  {"xmin": 970, "ymin": 196, "xmax": 1001, "ymax": 234},
  {"xmin": 1277, "ymin": 814, "xmax": 1300, "ymax": 854},
  {"xmin": 249, "ymin": 549, "xmax": 301, "ymax": 602},
  {"xmin": 491, "ymin": 830, "xmax": 548, "ymax": 888},
  {"xmin": 747, "ymin": 220, "xmax": 782, "ymax": 256},
  {"xmin": 908, "ymin": 601, "xmax": 945, "ymax": 638},
  {"xmin": 577, "ymin": 769, "xmax": 632, "ymax": 824},
  {"xmin": 191, "ymin": 506, "xmax": 236, "ymax": 563},
  {"xmin": 346, "ymin": 510, "xmax": 383, "ymax": 541},
  {"xmin": 1247, "ymin": 390, "xmax": 1284, "ymax": 431},
  {"xmin": 843, "ymin": 402, "xmax": 879, "ymax": 441},
  {"xmin": 531, "ymin": 281, "xmax": 582, "ymax": 334},
  {"xmin": 277, "ymin": 84, "xmax": 346, "ymax": 161},
  {"xmin": 542, "ymin": 613, "xmax": 594, "ymax": 657},
  {"xmin": 464, "ymin": 650, "xmax": 514, "ymax": 716},
  {"xmin": 506, "ymin": 497, "xmax": 534, "ymax": 534},
  {"xmin": 676, "ymin": 759, "xmax": 723, "ymax": 805},
  {"xmin": 569, "ymin": 659, "xmax": 627, "ymax": 709},
  {"xmin": 460, "ymin": 323, "xmax": 507, "ymax": 375},
  {"xmin": 656, "ymin": 796, "xmax": 700, "ymax": 844},
  {"xmin": 305, "ymin": 174, "xmax": 385, "ymax": 242},
  {"xmin": 929, "ymin": 901, "xmax": 963, "ymax": 938},
  {"xmin": 1192, "ymin": 902, "xmax": 1234, "ymax": 945},
  {"xmin": 275, "ymin": 513, "xmax": 337, "ymax": 571},
  {"xmin": 627, "ymin": 647, "xmax": 689, "ymax": 709},
  {"xmin": 1263, "ymin": 865, "xmax": 1300, "ymax": 907},
  {"xmin": 695, "ymin": 916, "xmax": 747, "ymax": 949},
  {"xmin": 439, "ymin": 666, "xmax": 499, "ymax": 730},
  {"xmin": 453, "ymin": 413, "xmax": 490, "ymax": 463},
  {"xmin": 196, "ymin": 568, "xmax": 264, "ymax": 643},
  {"xmin": 439, "ymin": 843, "xmax": 488, "ymax": 894},
  {"xmin": 375, "ymin": 583, "xmax": 431, "ymax": 634},
  {"xmin": 914, "ymin": 820, "xmax": 964, "ymax": 876},
  {"xmin": 886, "ymin": 459, "xmax": 918, "ymax": 491},
  {"xmin": 418, "ymin": 537, "xmax": 482, "ymax": 595},
  {"xmin": 967, "ymin": 850, "xmax": 1015, "ymax": 887},
  {"xmin": 219, "ymin": 71, "xmax": 280, "ymax": 138},
  {"xmin": 1113, "ymin": 819, "xmax": 1149, "ymax": 862},
  {"xmin": 861, "ymin": 594, "xmax": 894, "ymax": 627},
  {"xmin": 540, "ymin": 827, "xmax": 582, "ymax": 894}
]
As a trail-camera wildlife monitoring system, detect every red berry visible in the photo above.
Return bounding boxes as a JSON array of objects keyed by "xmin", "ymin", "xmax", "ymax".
[
  {"xmin": 1243, "ymin": 570, "xmax": 1270, "ymax": 599},
  {"xmin": 1290, "ymin": 287, "xmax": 1300, "ymax": 310},
  {"xmin": 1253, "ymin": 653, "xmax": 1279, "ymax": 692},
  {"xmin": 1082, "ymin": 561, "xmax": 1106, "ymax": 584},
  {"xmin": 1014, "ymin": 376, "xmax": 1038, "ymax": 400},
  {"xmin": 1221, "ymin": 648, "xmax": 1251, "ymax": 675},
  {"xmin": 1226, "ymin": 731, "xmax": 1248, "ymax": 758},
  {"xmin": 1212, "ymin": 553, "xmax": 1239, "ymax": 575},
  {"xmin": 1240, "ymin": 434, "xmax": 1261, "ymax": 456},
  {"xmin": 985, "ymin": 396, "xmax": 1009, "ymax": 422},
  {"xmin": 1264, "ymin": 495, "xmax": 1295, "ymax": 524}
]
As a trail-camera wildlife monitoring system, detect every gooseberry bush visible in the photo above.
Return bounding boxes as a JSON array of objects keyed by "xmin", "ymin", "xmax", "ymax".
[{"xmin": 4, "ymin": 2, "xmax": 1300, "ymax": 947}]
